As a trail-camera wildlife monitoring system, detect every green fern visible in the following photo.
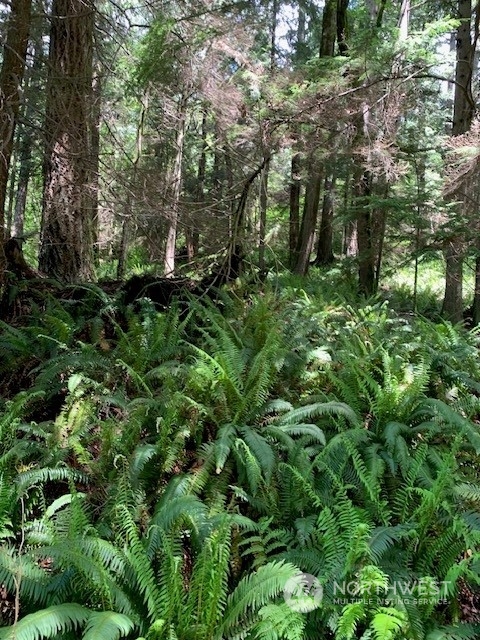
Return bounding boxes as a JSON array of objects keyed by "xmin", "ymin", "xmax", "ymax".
[
  {"xmin": 218, "ymin": 560, "xmax": 300, "ymax": 639},
  {"xmin": 0, "ymin": 604, "xmax": 133, "ymax": 640}
]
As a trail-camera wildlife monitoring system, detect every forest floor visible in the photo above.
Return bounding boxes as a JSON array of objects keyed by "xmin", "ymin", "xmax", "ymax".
[{"xmin": 0, "ymin": 264, "xmax": 479, "ymax": 639}]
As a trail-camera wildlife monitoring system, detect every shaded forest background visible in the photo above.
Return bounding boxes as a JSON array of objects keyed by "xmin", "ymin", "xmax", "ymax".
[{"xmin": 1, "ymin": 0, "xmax": 480, "ymax": 318}]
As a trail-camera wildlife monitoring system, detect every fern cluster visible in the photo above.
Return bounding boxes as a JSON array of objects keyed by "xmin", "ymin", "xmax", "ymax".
[{"xmin": 1, "ymin": 276, "xmax": 480, "ymax": 639}]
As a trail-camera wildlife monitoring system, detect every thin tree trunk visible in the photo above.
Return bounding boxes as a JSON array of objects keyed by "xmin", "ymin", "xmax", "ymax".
[
  {"xmin": 224, "ymin": 143, "xmax": 234, "ymax": 241},
  {"xmin": 412, "ymin": 156, "xmax": 425, "ymax": 312},
  {"xmin": 315, "ymin": 172, "xmax": 336, "ymax": 265},
  {"xmin": 374, "ymin": 185, "xmax": 388, "ymax": 290},
  {"xmin": 471, "ymin": 172, "xmax": 480, "ymax": 324},
  {"xmin": 187, "ymin": 110, "xmax": 207, "ymax": 259},
  {"xmin": 117, "ymin": 94, "xmax": 147, "ymax": 279},
  {"xmin": 0, "ymin": 0, "xmax": 32, "ymax": 283},
  {"xmin": 5, "ymin": 150, "xmax": 17, "ymax": 235},
  {"xmin": 89, "ymin": 63, "xmax": 101, "ymax": 265},
  {"xmin": 289, "ymin": 150, "xmax": 301, "ymax": 266},
  {"xmin": 289, "ymin": 5, "xmax": 305, "ymax": 266},
  {"xmin": 258, "ymin": 158, "xmax": 270, "ymax": 271},
  {"xmin": 212, "ymin": 123, "xmax": 223, "ymax": 203},
  {"xmin": 353, "ymin": 97, "xmax": 377, "ymax": 294},
  {"xmin": 12, "ymin": 129, "xmax": 31, "ymax": 238},
  {"xmin": 294, "ymin": 4, "xmax": 306, "ymax": 63},
  {"xmin": 473, "ymin": 248, "xmax": 480, "ymax": 326},
  {"xmin": 10, "ymin": 43, "xmax": 43, "ymax": 239},
  {"xmin": 341, "ymin": 167, "xmax": 357, "ymax": 256},
  {"xmin": 164, "ymin": 92, "xmax": 187, "ymax": 276},
  {"xmin": 257, "ymin": 0, "xmax": 277, "ymax": 270},
  {"xmin": 294, "ymin": 165, "xmax": 322, "ymax": 275},
  {"xmin": 356, "ymin": 170, "xmax": 375, "ymax": 296},
  {"xmin": 116, "ymin": 207, "xmax": 130, "ymax": 279},
  {"xmin": 344, "ymin": 220, "xmax": 357, "ymax": 257}
]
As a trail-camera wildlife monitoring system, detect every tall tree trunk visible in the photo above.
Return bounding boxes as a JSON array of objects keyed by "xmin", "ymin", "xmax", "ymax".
[
  {"xmin": 89, "ymin": 63, "xmax": 102, "ymax": 265},
  {"xmin": 344, "ymin": 220, "xmax": 357, "ymax": 257},
  {"xmin": 187, "ymin": 110, "xmax": 207, "ymax": 259},
  {"xmin": 292, "ymin": 0, "xmax": 337, "ymax": 276},
  {"xmin": 294, "ymin": 4, "xmax": 306, "ymax": 63},
  {"xmin": 354, "ymin": 101, "xmax": 376, "ymax": 295},
  {"xmin": 374, "ymin": 183, "xmax": 388, "ymax": 289},
  {"xmin": 320, "ymin": 0, "xmax": 337, "ymax": 57},
  {"xmin": 212, "ymin": 128, "xmax": 223, "ymax": 203},
  {"xmin": 337, "ymin": 0, "xmax": 349, "ymax": 54},
  {"xmin": 5, "ymin": 150, "xmax": 17, "ymax": 235},
  {"xmin": 442, "ymin": 0, "xmax": 474, "ymax": 322},
  {"xmin": 289, "ymin": 150, "xmax": 301, "ymax": 266},
  {"xmin": 164, "ymin": 92, "xmax": 187, "ymax": 276},
  {"xmin": 116, "ymin": 206, "xmax": 130, "ymax": 280},
  {"xmin": 341, "ymin": 167, "xmax": 357, "ymax": 256},
  {"xmin": 294, "ymin": 165, "xmax": 323, "ymax": 275},
  {"xmin": 257, "ymin": 0, "xmax": 277, "ymax": 270},
  {"xmin": 117, "ymin": 94, "xmax": 147, "ymax": 279},
  {"xmin": 0, "ymin": 0, "xmax": 32, "ymax": 283},
  {"xmin": 315, "ymin": 172, "xmax": 336, "ymax": 265},
  {"xmin": 473, "ymin": 246, "xmax": 480, "ymax": 326},
  {"xmin": 258, "ymin": 158, "xmax": 270, "ymax": 271},
  {"xmin": 39, "ymin": 0, "xmax": 94, "ymax": 282},
  {"xmin": 442, "ymin": 237, "xmax": 464, "ymax": 322},
  {"xmin": 398, "ymin": 0, "xmax": 410, "ymax": 41},
  {"xmin": 12, "ymin": 127, "xmax": 32, "ymax": 238},
  {"xmin": 289, "ymin": 5, "xmax": 306, "ymax": 266},
  {"xmin": 224, "ymin": 143, "xmax": 234, "ymax": 241},
  {"xmin": 356, "ymin": 170, "xmax": 375, "ymax": 296},
  {"xmin": 11, "ymin": 43, "xmax": 43, "ymax": 239}
]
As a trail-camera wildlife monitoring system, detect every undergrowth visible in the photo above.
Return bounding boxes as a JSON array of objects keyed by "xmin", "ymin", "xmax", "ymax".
[{"xmin": 0, "ymin": 269, "xmax": 480, "ymax": 639}]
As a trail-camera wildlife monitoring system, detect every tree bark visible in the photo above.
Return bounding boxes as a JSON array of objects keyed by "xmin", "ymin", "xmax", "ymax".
[
  {"xmin": 10, "ymin": 43, "xmax": 44, "ymax": 239},
  {"xmin": 289, "ymin": 150, "xmax": 301, "ymax": 266},
  {"xmin": 320, "ymin": 0, "xmax": 337, "ymax": 57},
  {"xmin": 374, "ymin": 183, "xmax": 388, "ymax": 290},
  {"xmin": 356, "ymin": 171, "xmax": 375, "ymax": 296},
  {"xmin": 292, "ymin": 0, "xmax": 337, "ymax": 276},
  {"xmin": 212, "ymin": 122, "xmax": 223, "ymax": 203},
  {"xmin": 344, "ymin": 220, "xmax": 357, "ymax": 257},
  {"xmin": 5, "ymin": 150, "xmax": 17, "ymax": 235},
  {"xmin": 315, "ymin": 172, "xmax": 336, "ymax": 265},
  {"xmin": 39, "ymin": 0, "xmax": 94, "ymax": 282},
  {"xmin": 88, "ymin": 62, "xmax": 102, "ymax": 265},
  {"xmin": 442, "ymin": 0, "xmax": 474, "ymax": 322},
  {"xmin": 116, "ymin": 209, "xmax": 130, "ymax": 280},
  {"xmin": 442, "ymin": 237, "xmax": 464, "ymax": 323},
  {"xmin": 12, "ymin": 126, "xmax": 31, "ymax": 238},
  {"xmin": 117, "ymin": 94, "xmax": 147, "ymax": 279},
  {"xmin": 293, "ymin": 165, "xmax": 322, "ymax": 275},
  {"xmin": 337, "ymin": 0, "xmax": 349, "ymax": 54},
  {"xmin": 0, "ymin": 0, "xmax": 32, "ymax": 283},
  {"xmin": 164, "ymin": 92, "xmax": 187, "ymax": 276},
  {"xmin": 288, "ymin": 5, "xmax": 306, "ymax": 266},
  {"xmin": 472, "ymin": 246, "xmax": 480, "ymax": 326},
  {"xmin": 187, "ymin": 110, "xmax": 207, "ymax": 259},
  {"xmin": 258, "ymin": 158, "xmax": 270, "ymax": 271}
]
